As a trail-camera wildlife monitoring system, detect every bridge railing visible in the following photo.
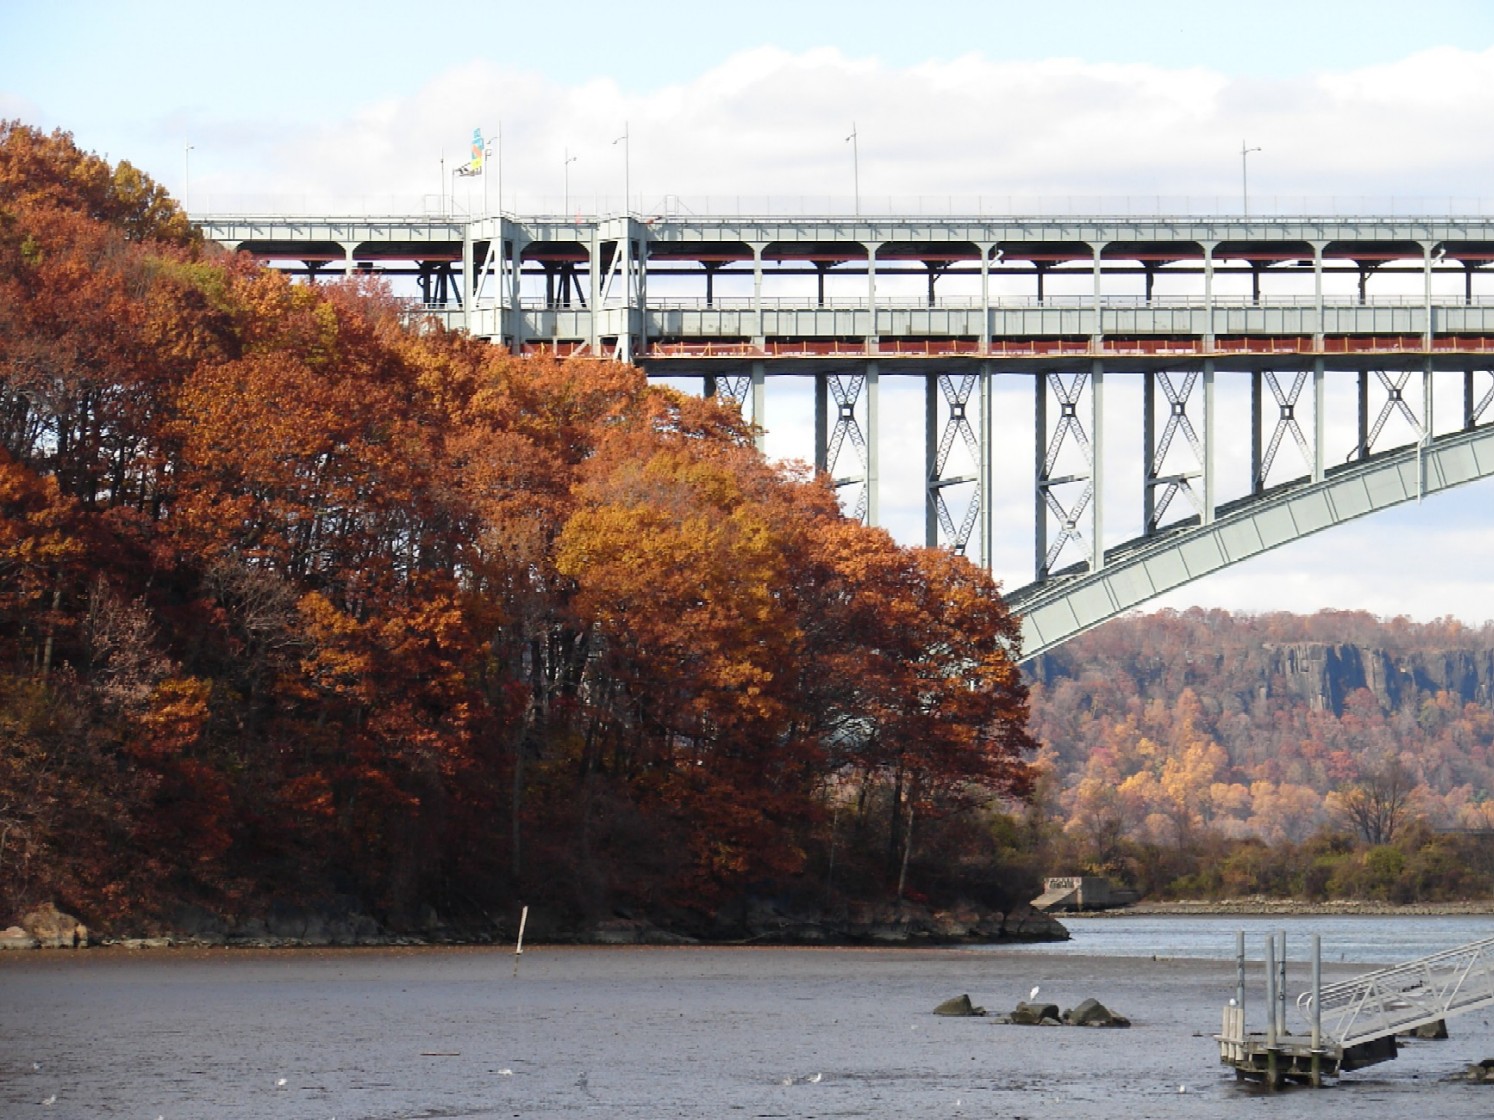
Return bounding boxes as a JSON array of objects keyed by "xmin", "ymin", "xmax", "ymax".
[
  {"xmin": 513, "ymin": 294, "xmax": 1494, "ymax": 312},
  {"xmin": 191, "ymin": 194, "xmax": 1494, "ymax": 220}
]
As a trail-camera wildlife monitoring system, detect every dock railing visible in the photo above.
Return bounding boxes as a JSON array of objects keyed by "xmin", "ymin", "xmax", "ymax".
[{"xmin": 1297, "ymin": 934, "xmax": 1494, "ymax": 1048}]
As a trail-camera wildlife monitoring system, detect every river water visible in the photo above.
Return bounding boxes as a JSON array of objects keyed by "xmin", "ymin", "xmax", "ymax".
[{"xmin": 4, "ymin": 916, "xmax": 1494, "ymax": 1119}]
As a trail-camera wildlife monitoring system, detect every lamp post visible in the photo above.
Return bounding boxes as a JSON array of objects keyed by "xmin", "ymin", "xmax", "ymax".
[
  {"xmin": 484, "ymin": 123, "xmax": 503, "ymax": 216},
  {"xmin": 613, "ymin": 121, "xmax": 631, "ymax": 216},
  {"xmin": 846, "ymin": 123, "xmax": 860, "ymax": 217},
  {"xmin": 183, "ymin": 144, "xmax": 194, "ymax": 213},
  {"xmin": 1241, "ymin": 141, "xmax": 1261, "ymax": 217},
  {"xmin": 563, "ymin": 148, "xmax": 577, "ymax": 218}
]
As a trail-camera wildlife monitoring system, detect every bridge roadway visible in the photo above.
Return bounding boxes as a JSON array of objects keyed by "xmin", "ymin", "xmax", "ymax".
[{"xmin": 195, "ymin": 212, "xmax": 1494, "ymax": 656}]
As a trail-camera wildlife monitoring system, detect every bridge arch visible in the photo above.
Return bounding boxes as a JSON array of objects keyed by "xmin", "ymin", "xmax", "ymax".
[{"xmin": 1006, "ymin": 421, "xmax": 1494, "ymax": 660}]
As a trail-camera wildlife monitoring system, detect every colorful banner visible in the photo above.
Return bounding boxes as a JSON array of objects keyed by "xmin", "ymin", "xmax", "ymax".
[{"xmin": 457, "ymin": 128, "xmax": 484, "ymax": 176}]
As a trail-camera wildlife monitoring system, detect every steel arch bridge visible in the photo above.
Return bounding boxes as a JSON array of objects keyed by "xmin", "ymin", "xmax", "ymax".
[{"xmin": 194, "ymin": 210, "xmax": 1494, "ymax": 656}]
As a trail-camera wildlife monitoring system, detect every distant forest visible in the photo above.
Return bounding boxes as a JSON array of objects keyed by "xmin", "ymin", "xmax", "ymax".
[
  {"xmin": 1027, "ymin": 609, "xmax": 1494, "ymax": 900},
  {"xmin": 0, "ymin": 122, "xmax": 1035, "ymax": 936}
]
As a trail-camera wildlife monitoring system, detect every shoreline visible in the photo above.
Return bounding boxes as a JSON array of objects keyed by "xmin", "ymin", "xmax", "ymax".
[{"xmin": 1097, "ymin": 898, "xmax": 1494, "ymax": 917}]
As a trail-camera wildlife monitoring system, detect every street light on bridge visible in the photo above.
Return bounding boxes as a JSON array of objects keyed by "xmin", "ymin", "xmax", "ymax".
[
  {"xmin": 613, "ymin": 121, "xmax": 630, "ymax": 217},
  {"xmin": 846, "ymin": 123, "xmax": 860, "ymax": 217},
  {"xmin": 564, "ymin": 148, "xmax": 578, "ymax": 218},
  {"xmin": 484, "ymin": 123, "xmax": 503, "ymax": 216},
  {"xmin": 1241, "ymin": 141, "xmax": 1262, "ymax": 217}
]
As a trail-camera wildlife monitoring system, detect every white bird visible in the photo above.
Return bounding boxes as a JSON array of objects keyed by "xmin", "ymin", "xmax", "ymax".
[
  {"xmin": 275, "ymin": 1077, "xmax": 287, "ymax": 1089},
  {"xmin": 498, "ymin": 1068, "xmax": 513, "ymax": 1076},
  {"xmin": 807, "ymin": 1073, "xmax": 822, "ymax": 1083},
  {"xmin": 41, "ymin": 1096, "xmax": 56, "ymax": 1107},
  {"xmin": 1029, "ymin": 985, "xmax": 1041, "ymax": 1001},
  {"xmin": 1229, "ymin": 998, "xmax": 1237, "ymax": 1007},
  {"xmin": 780, "ymin": 1075, "xmax": 794, "ymax": 1086},
  {"xmin": 1178, "ymin": 1084, "xmax": 1187, "ymax": 1094}
]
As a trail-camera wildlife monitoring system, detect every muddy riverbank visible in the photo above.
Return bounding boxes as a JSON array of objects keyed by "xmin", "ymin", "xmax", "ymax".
[{"xmin": 5, "ymin": 939, "xmax": 1494, "ymax": 1118}]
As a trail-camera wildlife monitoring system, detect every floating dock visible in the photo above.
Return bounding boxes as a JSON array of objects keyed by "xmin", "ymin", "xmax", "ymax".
[{"xmin": 1218, "ymin": 931, "xmax": 1494, "ymax": 1088}]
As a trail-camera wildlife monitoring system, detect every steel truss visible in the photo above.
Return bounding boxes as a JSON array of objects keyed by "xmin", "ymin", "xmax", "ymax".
[
  {"xmin": 815, "ymin": 369, "xmax": 879, "ymax": 525},
  {"xmin": 1035, "ymin": 365, "xmax": 1103, "ymax": 579},
  {"xmin": 926, "ymin": 372, "xmax": 983, "ymax": 555},
  {"xmin": 703, "ymin": 370, "xmax": 764, "ymax": 448},
  {"xmin": 1143, "ymin": 369, "xmax": 1208, "ymax": 533},
  {"xmin": 1252, "ymin": 366, "xmax": 1322, "ymax": 491}
]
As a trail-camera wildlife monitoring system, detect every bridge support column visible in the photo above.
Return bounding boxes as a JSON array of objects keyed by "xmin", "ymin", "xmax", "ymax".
[
  {"xmin": 461, "ymin": 224, "xmax": 474, "ymax": 322},
  {"xmin": 814, "ymin": 374, "xmax": 828, "ymax": 472},
  {"xmin": 751, "ymin": 362, "xmax": 765, "ymax": 452},
  {"xmin": 1204, "ymin": 361, "xmax": 1216, "ymax": 524},
  {"xmin": 1251, "ymin": 371, "xmax": 1263, "ymax": 492},
  {"xmin": 1312, "ymin": 243, "xmax": 1326, "ymax": 351},
  {"xmin": 979, "ymin": 245, "xmax": 995, "ymax": 354},
  {"xmin": 1090, "ymin": 360, "xmax": 1104, "ymax": 573},
  {"xmin": 751, "ymin": 244, "xmax": 765, "ymax": 349},
  {"xmin": 1143, "ymin": 372, "xmax": 1155, "ymax": 533},
  {"xmin": 925, "ymin": 375, "xmax": 938, "ymax": 547},
  {"xmin": 981, "ymin": 361, "xmax": 994, "ymax": 570},
  {"xmin": 1202, "ymin": 243, "xmax": 1216, "ymax": 349},
  {"xmin": 1314, "ymin": 358, "xmax": 1325, "ymax": 483},
  {"xmin": 633, "ymin": 226, "xmax": 649, "ymax": 361},
  {"xmin": 1422, "ymin": 357, "xmax": 1435, "ymax": 498},
  {"xmin": 508, "ymin": 235, "xmax": 525, "ymax": 354},
  {"xmin": 1034, "ymin": 374, "xmax": 1048, "ymax": 580},
  {"xmin": 867, "ymin": 362, "xmax": 880, "ymax": 526}
]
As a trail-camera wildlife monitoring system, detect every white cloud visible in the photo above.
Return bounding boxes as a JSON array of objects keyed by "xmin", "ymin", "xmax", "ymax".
[{"xmin": 191, "ymin": 44, "xmax": 1494, "ymax": 212}]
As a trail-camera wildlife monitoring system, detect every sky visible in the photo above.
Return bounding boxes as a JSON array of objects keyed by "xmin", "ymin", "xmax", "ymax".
[{"xmin": 5, "ymin": 0, "xmax": 1494, "ymax": 625}]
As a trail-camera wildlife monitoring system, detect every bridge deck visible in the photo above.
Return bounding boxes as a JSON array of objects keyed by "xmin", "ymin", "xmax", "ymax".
[{"xmin": 192, "ymin": 211, "xmax": 1494, "ymax": 656}]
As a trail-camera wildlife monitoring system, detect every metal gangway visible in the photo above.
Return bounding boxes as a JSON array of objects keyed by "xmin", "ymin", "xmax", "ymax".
[
  {"xmin": 1219, "ymin": 932, "xmax": 1494, "ymax": 1087},
  {"xmin": 1300, "ymin": 934, "xmax": 1494, "ymax": 1051}
]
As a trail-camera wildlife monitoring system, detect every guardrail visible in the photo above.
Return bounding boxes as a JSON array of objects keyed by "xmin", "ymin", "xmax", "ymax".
[{"xmin": 1298, "ymin": 934, "xmax": 1494, "ymax": 1047}]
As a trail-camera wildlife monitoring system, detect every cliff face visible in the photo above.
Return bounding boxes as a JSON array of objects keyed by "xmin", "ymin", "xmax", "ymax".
[{"xmin": 1264, "ymin": 643, "xmax": 1494, "ymax": 715}]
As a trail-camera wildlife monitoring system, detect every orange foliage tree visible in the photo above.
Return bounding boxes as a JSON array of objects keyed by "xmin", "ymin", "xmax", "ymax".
[{"xmin": 0, "ymin": 121, "xmax": 1036, "ymax": 930}]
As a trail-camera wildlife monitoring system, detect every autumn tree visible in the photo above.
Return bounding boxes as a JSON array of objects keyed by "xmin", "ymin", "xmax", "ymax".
[{"xmin": 1332, "ymin": 756, "xmax": 1419, "ymax": 845}]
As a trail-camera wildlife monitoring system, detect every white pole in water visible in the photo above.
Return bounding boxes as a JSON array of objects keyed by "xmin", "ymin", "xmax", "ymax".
[
  {"xmin": 1265, "ymin": 935, "xmax": 1277, "ymax": 1047},
  {"xmin": 1276, "ymin": 930, "xmax": 1288, "ymax": 1037},
  {"xmin": 512, "ymin": 905, "xmax": 529, "ymax": 978},
  {"xmin": 1236, "ymin": 930, "xmax": 1246, "ymax": 1012},
  {"xmin": 1311, "ymin": 934, "xmax": 1322, "ymax": 1049}
]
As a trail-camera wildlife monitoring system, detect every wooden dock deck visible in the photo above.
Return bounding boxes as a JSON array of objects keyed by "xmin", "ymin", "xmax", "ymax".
[{"xmin": 1216, "ymin": 1005, "xmax": 1399, "ymax": 1087}]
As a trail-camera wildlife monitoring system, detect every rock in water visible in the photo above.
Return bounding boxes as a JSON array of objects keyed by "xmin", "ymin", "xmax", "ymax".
[
  {"xmin": 1066, "ymin": 997, "xmax": 1131, "ymax": 1028},
  {"xmin": 933, "ymin": 994, "xmax": 986, "ymax": 1017},
  {"xmin": 1010, "ymin": 1000, "xmax": 1062, "ymax": 1025}
]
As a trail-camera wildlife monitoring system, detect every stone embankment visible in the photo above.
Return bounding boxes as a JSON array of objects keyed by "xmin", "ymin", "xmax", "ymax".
[
  {"xmin": 592, "ymin": 900, "xmax": 1068, "ymax": 946},
  {"xmin": 1, "ymin": 897, "xmax": 1068, "ymax": 950}
]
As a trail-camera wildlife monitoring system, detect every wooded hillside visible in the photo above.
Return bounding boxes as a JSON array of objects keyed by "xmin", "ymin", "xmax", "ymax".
[
  {"xmin": 0, "ymin": 123, "xmax": 1035, "ymax": 936},
  {"xmin": 1028, "ymin": 609, "xmax": 1494, "ymax": 899}
]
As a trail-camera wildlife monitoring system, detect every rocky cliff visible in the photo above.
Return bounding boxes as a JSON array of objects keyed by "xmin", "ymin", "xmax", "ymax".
[{"xmin": 1263, "ymin": 642, "xmax": 1494, "ymax": 715}]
